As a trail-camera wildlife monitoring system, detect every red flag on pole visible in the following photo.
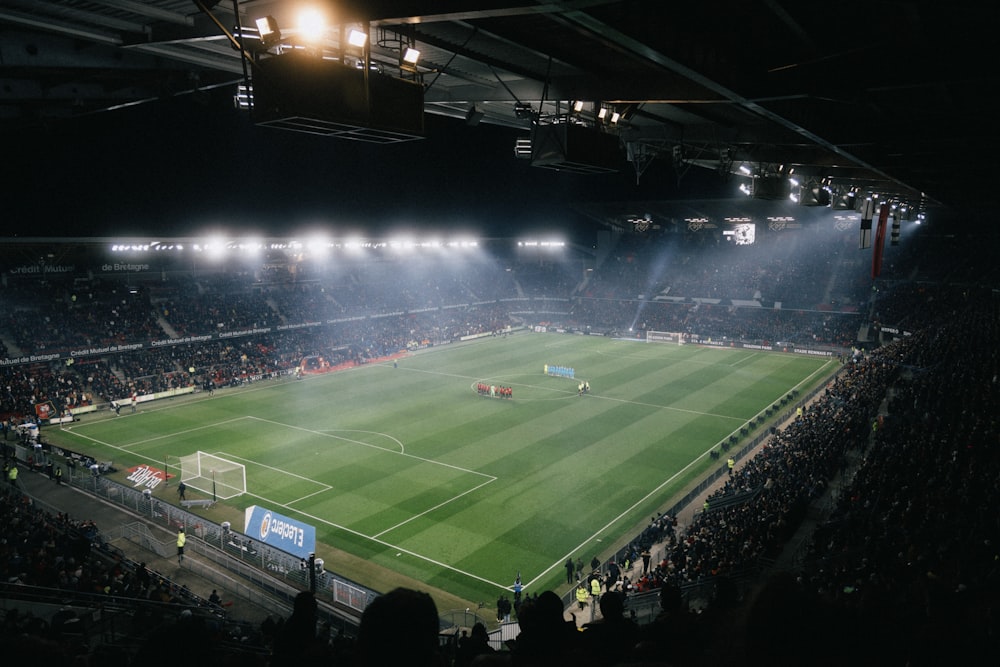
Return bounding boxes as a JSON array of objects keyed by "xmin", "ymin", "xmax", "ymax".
[{"xmin": 872, "ymin": 202, "xmax": 890, "ymax": 278}]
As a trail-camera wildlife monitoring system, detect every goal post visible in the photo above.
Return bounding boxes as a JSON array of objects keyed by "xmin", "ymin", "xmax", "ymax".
[
  {"xmin": 645, "ymin": 331, "xmax": 685, "ymax": 345},
  {"xmin": 178, "ymin": 451, "xmax": 246, "ymax": 500}
]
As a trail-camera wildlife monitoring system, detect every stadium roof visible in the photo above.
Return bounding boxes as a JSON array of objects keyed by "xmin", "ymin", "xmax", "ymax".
[{"xmin": 3, "ymin": 2, "xmax": 997, "ymax": 233}]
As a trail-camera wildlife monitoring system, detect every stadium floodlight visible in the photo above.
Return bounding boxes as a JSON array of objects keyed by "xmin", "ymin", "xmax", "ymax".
[
  {"xmin": 200, "ymin": 236, "xmax": 228, "ymax": 260},
  {"xmin": 402, "ymin": 47, "xmax": 420, "ymax": 65},
  {"xmin": 306, "ymin": 234, "xmax": 332, "ymax": 257},
  {"xmin": 255, "ymin": 16, "xmax": 280, "ymax": 48},
  {"xmin": 348, "ymin": 28, "xmax": 367, "ymax": 48}
]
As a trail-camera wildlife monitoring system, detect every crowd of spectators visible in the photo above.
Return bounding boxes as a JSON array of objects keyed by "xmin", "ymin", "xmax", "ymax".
[
  {"xmin": 4, "ymin": 278, "xmax": 161, "ymax": 354},
  {"xmin": 0, "ymin": 478, "xmax": 264, "ymax": 663},
  {"xmin": 578, "ymin": 226, "xmax": 870, "ymax": 311},
  {"xmin": 786, "ymin": 290, "xmax": 999, "ymax": 666}
]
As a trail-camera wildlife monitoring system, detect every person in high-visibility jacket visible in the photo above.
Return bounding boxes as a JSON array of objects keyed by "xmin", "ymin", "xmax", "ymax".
[
  {"xmin": 575, "ymin": 582, "xmax": 589, "ymax": 609},
  {"xmin": 176, "ymin": 527, "xmax": 187, "ymax": 564},
  {"xmin": 589, "ymin": 575, "xmax": 601, "ymax": 599}
]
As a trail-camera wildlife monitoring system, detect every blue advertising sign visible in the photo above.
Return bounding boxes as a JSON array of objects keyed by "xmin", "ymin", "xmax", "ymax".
[{"xmin": 243, "ymin": 505, "xmax": 316, "ymax": 559}]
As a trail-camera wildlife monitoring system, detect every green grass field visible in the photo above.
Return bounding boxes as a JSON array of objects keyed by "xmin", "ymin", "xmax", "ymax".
[{"xmin": 54, "ymin": 332, "xmax": 837, "ymax": 605}]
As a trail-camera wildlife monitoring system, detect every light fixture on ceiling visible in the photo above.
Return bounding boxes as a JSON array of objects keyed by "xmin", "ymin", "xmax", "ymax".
[
  {"xmin": 233, "ymin": 83, "xmax": 252, "ymax": 110},
  {"xmin": 573, "ymin": 100, "xmax": 584, "ymax": 113},
  {"xmin": 402, "ymin": 47, "xmax": 420, "ymax": 66},
  {"xmin": 751, "ymin": 174, "xmax": 792, "ymax": 200},
  {"xmin": 796, "ymin": 182, "xmax": 832, "ymax": 206},
  {"xmin": 348, "ymin": 28, "xmax": 367, "ymax": 48},
  {"xmin": 255, "ymin": 16, "xmax": 280, "ymax": 48},
  {"xmin": 831, "ymin": 186, "xmax": 857, "ymax": 210},
  {"xmin": 375, "ymin": 27, "xmax": 420, "ymax": 73},
  {"xmin": 466, "ymin": 105, "xmax": 484, "ymax": 126},
  {"xmin": 514, "ymin": 137, "xmax": 532, "ymax": 158}
]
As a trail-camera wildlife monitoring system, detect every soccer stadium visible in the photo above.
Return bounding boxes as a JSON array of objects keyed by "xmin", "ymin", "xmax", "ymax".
[
  {"xmin": 3, "ymin": 3, "xmax": 998, "ymax": 666},
  {"xmin": 3, "ymin": 212, "xmax": 997, "ymax": 665}
]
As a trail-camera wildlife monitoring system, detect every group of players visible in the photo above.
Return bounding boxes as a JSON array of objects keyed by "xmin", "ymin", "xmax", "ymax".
[{"xmin": 476, "ymin": 383, "xmax": 513, "ymax": 399}]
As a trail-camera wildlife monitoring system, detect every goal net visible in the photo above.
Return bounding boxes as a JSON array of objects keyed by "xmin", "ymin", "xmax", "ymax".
[
  {"xmin": 645, "ymin": 331, "xmax": 686, "ymax": 345},
  {"xmin": 178, "ymin": 451, "xmax": 246, "ymax": 500}
]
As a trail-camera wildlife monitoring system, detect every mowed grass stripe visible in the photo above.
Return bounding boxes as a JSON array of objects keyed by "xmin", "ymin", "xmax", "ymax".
[
  {"xmin": 236, "ymin": 418, "xmax": 492, "ymax": 531},
  {"xmin": 54, "ymin": 333, "xmax": 835, "ymax": 603}
]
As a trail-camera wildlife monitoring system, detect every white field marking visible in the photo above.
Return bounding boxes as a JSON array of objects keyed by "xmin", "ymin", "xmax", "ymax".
[
  {"xmin": 110, "ymin": 417, "xmax": 251, "ymax": 451},
  {"xmin": 217, "ymin": 451, "xmax": 333, "ymax": 497},
  {"xmin": 236, "ymin": 418, "xmax": 505, "ymax": 584},
  {"xmin": 730, "ymin": 352, "xmax": 759, "ymax": 367},
  {"xmin": 593, "ymin": 344, "xmax": 747, "ymax": 367},
  {"xmin": 583, "ymin": 355, "xmax": 837, "ymax": 421},
  {"xmin": 375, "ymin": 359, "xmax": 576, "ymax": 400},
  {"xmin": 542, "ymin": 336, "xmax": 580, "ymax": 349},
  {"xmin": 58, "ymin": 429, "xmax": 167, "ymax": 468},
  {"xmin": 471, "ymin": 373, "xmax": 747, "ymax": 416},
  {"xmin": 247, "ymin": 417, "xmax": 406, "ymax": 453},
  {"xmin": 68, "ymin": 376, "xmax": 306, "ymax": 425},
  {"xmin": 384, "ymin": 363, "xmax": 569, "ymax": 393},
  {"xmin": 587, "ymin": 393, "xmax": 747, "ymax": 421},
  {"xmin": 375, "ymin": 364, "xmax": 483, "ymax": 382},
  {"xmin": 69, "ymin": 419, "xmax": 506, "ymax": 589},
  {"xmin": 245, "ymin": 416, "xmax": 495, "ymax": 479},
  {"xmin": 525, "ymin": 416, "xmax": 747, "ymax": 592},
  {"xmin": 241, "ymin": 492, "xmax": 510, "ymax": 591},
  {"xmin": 65, "ymin": 410, "xmax": 690, "ymax": 595},
  {"xmin": 325, "ymin": 429, "xmax": 407, "ymax": 454},
  {"xmin": 373, "ymin": 476, "xmax": 498, "ymax": 538},
  {"xmin": 525, "ymin": 360, "xmax": 841, "ymax": 591},
  {"xmin": 794, "ymin": 359, "xmax": 839, "ymax": 393}
]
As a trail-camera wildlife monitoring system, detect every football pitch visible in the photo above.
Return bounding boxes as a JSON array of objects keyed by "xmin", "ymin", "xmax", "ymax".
[{"xmin": 56, "ymin": 332, "xmax": 838, "ymax": 604}]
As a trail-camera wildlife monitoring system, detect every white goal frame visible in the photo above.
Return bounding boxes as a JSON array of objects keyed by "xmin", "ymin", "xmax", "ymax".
[
  {"xmin": 178, "ymin": 451, "xmax": 246, "ymax": 500},
  {"xmin": 645, "ymin": 330, "xmax": 685, "ymax": 345}
]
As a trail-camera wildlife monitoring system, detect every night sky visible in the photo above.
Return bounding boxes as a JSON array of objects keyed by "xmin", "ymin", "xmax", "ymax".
[{"xmin": 6, "ymin": 86, "xmax": 732, "ymax": 242}]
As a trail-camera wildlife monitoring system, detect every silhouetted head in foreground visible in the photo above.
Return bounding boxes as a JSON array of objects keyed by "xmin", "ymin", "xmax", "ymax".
[{"xmin": 356, "ymin": 587, "xmax": 444, "ymax": 666}]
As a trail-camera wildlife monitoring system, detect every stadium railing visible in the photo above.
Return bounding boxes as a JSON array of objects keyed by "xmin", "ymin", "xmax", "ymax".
[{"xmin": 54, "ymin": 471, "xmax": 377, "ymax": 631}]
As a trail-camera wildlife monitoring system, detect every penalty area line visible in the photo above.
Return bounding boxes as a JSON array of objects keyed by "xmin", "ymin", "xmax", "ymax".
[{"xmin": 244, "ymin": 493, "xmax": 511, "ymax": 592}]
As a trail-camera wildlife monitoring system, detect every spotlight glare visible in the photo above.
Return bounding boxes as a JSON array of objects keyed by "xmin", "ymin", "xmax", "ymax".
[{"xmin": 297, "ymin": 9, "xmax": 326, "ymax": 43}]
